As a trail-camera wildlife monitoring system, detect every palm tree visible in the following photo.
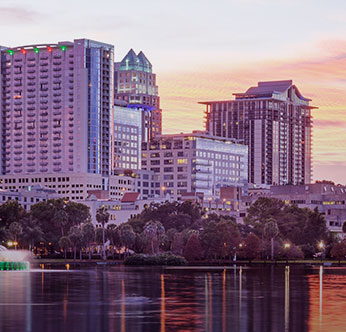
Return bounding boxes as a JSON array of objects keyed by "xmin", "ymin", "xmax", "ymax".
[
  {"xmin": 119, "ymin": 224, "xmax": 135, "ymax": 257},
  {"xmin": 143, "ymin": 220, "xmax": 165, "ymax": 255},
  {"xmin": 82, "ymin": 223, "xmax": 95, "ymax": 260},
  {"xmin": 55, "ymin": 209, "xmax": 69, "ymax": 237},
  {"xmin": 68, "ymin": 225, "xmax": 82, "ymax": 260},
  {"xmin": 9, "ymin": 222, "xmax": 23, "ymax": 249},
  {"xmin": 107, "ymin": 224, "xmax": 121, "ymax": 259},
  {"xmin": 96, "ymin": 207, "xmax": 109, "ymax": 260},
  {"xmin": 264, "ymin": 218, "xmax": 279, "ymax": 260},
  {"xmin": 59, "ymin": 236, "xmax": 71, "ymax": 259}
]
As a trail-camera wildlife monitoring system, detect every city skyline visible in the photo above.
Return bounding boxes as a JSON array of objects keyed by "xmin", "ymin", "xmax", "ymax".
[{"xmin": 1, "ymin": 0, "xmax": 346, "ymax": 184}]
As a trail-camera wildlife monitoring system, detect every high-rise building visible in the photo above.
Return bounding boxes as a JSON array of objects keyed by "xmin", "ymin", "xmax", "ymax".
[
  {"xmin": 141, "ymin": 132, "xmax": 248, "ymax": 201},
  {"xmin": 113, "ymin": 104, "xmax": 143, "ymax": 171},
  {"xmin": 0, "ymin": 39, "xmax": 114, "ymax": 177},
  {"xmin": 200, "ymin": 80, "xmax": 315, "ymax": 186},
  {"xmin": 114, "ymin": 49, "xmax": 161, "ymax": 140}
]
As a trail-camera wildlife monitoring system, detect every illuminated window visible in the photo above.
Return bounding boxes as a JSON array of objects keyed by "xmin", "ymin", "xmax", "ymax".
[{"xmin": 177, "ymin": 159, "xmax": 187, "ymax": 164}]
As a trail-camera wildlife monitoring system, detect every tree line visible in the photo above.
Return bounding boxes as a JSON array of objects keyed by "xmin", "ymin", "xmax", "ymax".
[{"xmin": 0, "ymin": 197, "xmax": 345, "ymax": 261}]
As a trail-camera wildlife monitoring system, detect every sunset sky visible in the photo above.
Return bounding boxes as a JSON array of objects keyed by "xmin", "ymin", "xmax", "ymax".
[{"xmin": 2, "ymin": 0, "xmax": 346, "ymax": 184}]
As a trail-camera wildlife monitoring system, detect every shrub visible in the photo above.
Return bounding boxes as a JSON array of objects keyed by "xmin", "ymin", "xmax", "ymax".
[
  {"xmin": 330, "ymin": 241, "xmax": 346, "ymax": 260},
  {"xmin": 124, "ymin": 253, "xmax": 187, "ymax": 266}
]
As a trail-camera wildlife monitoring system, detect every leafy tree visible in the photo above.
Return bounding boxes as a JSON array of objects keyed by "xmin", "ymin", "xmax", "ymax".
[
  {"xmin": 59, "ymin": 236, "xmax": 71, "ymax": 259},
  {"xmin": 171, "ymin": 232, "xmax": 184, "ymax": 256},
  {"xmin": 301, "ymin": 243, "xmax": 316, "ymax": 258},
  {"xmin": 242, "ymin": 233, "xmax": 261, "ymax": 261},
  {"xmin": 0, "ymin": 200, "xmax": 27, "ymax": 228},
  {"xmin": 279, "ymin": 205, "xmax": 309, "ymax": 245},
  {"xmin": 216, "ymin": 220, "xmax": 241, "ymax": 258},
  {"xmin": 129, "ymin": 201, "xmax": 201, "ymax": 232},
  {"xmin": 19, "ymin": 216, "xmax": 44, "ymax": 251},
  {"xmin": 166, "ymin": 228, "xmax": 178, "ymax": 251},
  {"xmin": 330, "ymin": 241, "xmax": 346, "ymax": 261},
  {"xmin": 342, "ymin": 221, "xmax": 346, "ymax": 234},
  {"xmin": 119, "ymin": 224, "xmax": 135, "ymax": 256},
  {"xmin": 303, "ymin": 207, "xmax": 329, "ymax": 246},
  {"xmin": 183, "ymin": 234, "xmax": 203, "ymax": 261},
  {"xmin": 200, "ymin": 221, "xmax": 220, "ymax": 259},
  {"xmin": 200, "ymin": 219, "xmax": 241, "ymax": 259},
  {"xmin": 8, "ymin": 222, "xmax": 23, "ymax": 246},
  {"xmin": 244, "ymin": 197, "xmax": 285, "ymax": 236},
  {"xmin": 30, "ymin": 199, "xmax": 90, "ymax": 248},
  {"xmin": 96, "ymin": 206, "xmax": 109, "ymax": 260}
]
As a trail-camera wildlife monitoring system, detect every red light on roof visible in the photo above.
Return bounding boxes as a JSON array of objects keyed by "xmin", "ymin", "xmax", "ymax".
[
  {"xmin": 47, "ymin": 46, "xmax": 52, "ymax": 52},
  {"xmin": 21, "ymin": 49, "xmax": 27, "ymax": 54}
]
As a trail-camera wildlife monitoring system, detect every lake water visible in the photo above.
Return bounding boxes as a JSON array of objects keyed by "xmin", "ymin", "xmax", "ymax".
[{"xmin": 0, "ymin": 264, "xmax": 345, "ymax": 332}]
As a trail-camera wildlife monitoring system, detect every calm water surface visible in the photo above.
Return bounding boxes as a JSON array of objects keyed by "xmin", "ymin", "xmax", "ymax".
[{"xmin": 0, "ymin": 265, "xmax": 345, "ymax": 332}]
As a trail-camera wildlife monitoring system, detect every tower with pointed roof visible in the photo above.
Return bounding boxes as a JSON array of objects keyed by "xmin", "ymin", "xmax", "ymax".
[
  {"xmin": 200, "ymin": 80, "xmax": 315, "ymax": 186},
  {"xmin": 114, "ymin": 49, "xmax": 161, "ymax": 140}
]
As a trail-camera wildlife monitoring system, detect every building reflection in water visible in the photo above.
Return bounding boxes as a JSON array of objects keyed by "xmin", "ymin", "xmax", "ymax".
[
  {"xmin": 121, "ymin": 279, "xmax": 125, "ymax": 332},
  {"xmin": 307, "ymin": 266, "xmax": 346, "ymax": 332},
  {"xmin": 160, "ymin": 274, "xmax": 165, "ymax": 332},
  {"xmin": 222, "ymin": 269, "xmax": 226, "ymax": 332},
  {"xmin": 1, "ymin": 266, "xmax": 346, "ymax": 332},
  {"xmin": 285, "ymin": 265, "xmax": 290, "ymax": 332}
]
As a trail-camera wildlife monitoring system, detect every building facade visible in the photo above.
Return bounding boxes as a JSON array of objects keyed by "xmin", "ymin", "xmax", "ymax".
[
  {"xmin": 0, "ymin": 172, "xmax": 137, "ymax": 202},
  {"xmin": 114, "ymin": 49, "xmax": 161, "ymax": 140},
  {"xmin": 113, "ymin": 104, "xmax": 143, "ymax": 171},
  {"xmin": 0, "ymin": 186, "xmax": 60, "ymax": 211},
  {"xmin": 0, "ymin": 39, "xmax": 114, "ymax": 177},
  {"xmin": 244, "ymin": 182, "xmax": 346, "ymax": 236},
  {"xmin": 141, "ymin": 132, "xmax": 248, "ymax": 201},
  {"xmin": 201, "ymin": 80, "xmax": 315, "ymax": 186}
]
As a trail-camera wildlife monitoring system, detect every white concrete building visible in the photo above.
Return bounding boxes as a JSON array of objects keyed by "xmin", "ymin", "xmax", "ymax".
[
  {"xmin": 141, "ymin": 132, "xmax": 248, "ymax": 201},
  {"xmin": 0, "ymin": 186, "xmax": 60, "ymax": 211}
]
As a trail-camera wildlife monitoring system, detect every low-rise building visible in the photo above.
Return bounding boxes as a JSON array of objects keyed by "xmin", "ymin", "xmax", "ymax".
[
  {"xmin": 244, "ymin": 182, "xmax": 346, "ymax": 236},
  {"xmin": 0, "ymin": 186, "xmax": 60, "ymax": 211},
  {"xmin": 0, "ymin": 172, "xmax": 137, "ymax": 202},
  {"xmin": 83, "ymin": 192, "xmax": 165, "ymax": 227},
  {"xmin": 141, "ymin": 131, "xmax": 248, "ymax": 201}
]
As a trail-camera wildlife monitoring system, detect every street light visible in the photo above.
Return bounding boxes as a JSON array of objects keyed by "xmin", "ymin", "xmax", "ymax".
[
  {"xmin": 318, "ymin": 241, "xmax": 325, "ymax": 261},
  {"xmin": 284, "ymin": 242, "xmax": 291, "ymax": 263},
  {"xmin": 284, "ymin": 243, "xmax": 291, "ymax": 249},
  {"xmin": 7, "ymin": 241, "xmax": 18, "ymax": 250}
]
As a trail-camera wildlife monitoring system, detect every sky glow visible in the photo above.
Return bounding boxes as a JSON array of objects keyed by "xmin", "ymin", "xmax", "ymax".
[{"xmin": 1, "ymin": 0, "xmax": 346, "ymax": 183}]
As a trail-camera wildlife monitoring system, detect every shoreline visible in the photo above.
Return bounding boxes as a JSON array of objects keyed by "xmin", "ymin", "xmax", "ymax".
[{"xmin": 31, "ymin": 258, "xmax": 346, "ymax": 267}]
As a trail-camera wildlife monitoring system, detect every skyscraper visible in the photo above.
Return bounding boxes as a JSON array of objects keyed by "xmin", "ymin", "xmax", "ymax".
[
  {"xmin": 200, "ymin": 80, "xmax": 315, "ymax": 186},
  {"xmin": 0, "ymin": 39, "xmax": 114, "ymax": 176},
  {"xmin": 114, "ymin": 49, "xmax": 161, "ymax": 140}
]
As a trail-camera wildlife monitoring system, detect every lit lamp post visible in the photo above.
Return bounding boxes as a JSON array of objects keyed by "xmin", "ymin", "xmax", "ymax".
[
  {"xmin": 284, "ymin": 242, "xmax": 291, "ymax": 263},
  {"xmin": 7, "ymin": 241, "xmax": 18, "ymax": 250},
  {"xmin": 234, "ymin": 243, "xmax": 243, "ymax": 262},
  {"xmin": 318, "ymin": 241, "xmax": 325, "ymax": 261}
]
